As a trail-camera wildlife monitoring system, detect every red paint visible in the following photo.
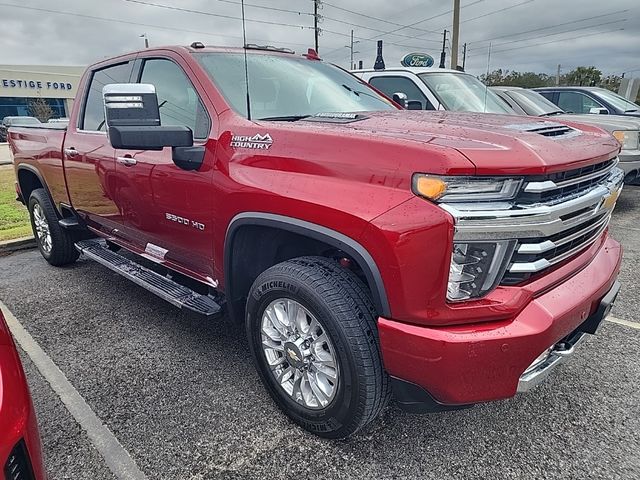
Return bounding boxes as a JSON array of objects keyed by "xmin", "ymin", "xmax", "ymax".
[
  {"xmin": 0, "ymin": 311, "xmax": 46, "ymax": 479},
  {"xmin": 378, "ymin": 235, "xmax": 622, "ymax": 404},
  {"xmin": 8, "ymin": 46, "xmax": 623, "ymax": 405}
]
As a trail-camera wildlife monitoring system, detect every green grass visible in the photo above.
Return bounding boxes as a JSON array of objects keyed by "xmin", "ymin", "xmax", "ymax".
[{"xmin": 0, "ymin": 166, "xmax": 32, "ymax": 241}]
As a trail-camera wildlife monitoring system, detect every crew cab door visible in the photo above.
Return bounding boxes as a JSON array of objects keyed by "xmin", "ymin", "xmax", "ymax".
[
  {"xmin": 113, "ymin": 56, "xmax": 216, "ymax": 279},
  {"xmin": 63, "ymin": 61, "xmax": 134, "ymax": 233}
]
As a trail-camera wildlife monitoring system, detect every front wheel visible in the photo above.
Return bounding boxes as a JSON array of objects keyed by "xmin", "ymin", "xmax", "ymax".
[{"xmin": 246, "ymin": 256, "xmax": 390, "ymax": 438}]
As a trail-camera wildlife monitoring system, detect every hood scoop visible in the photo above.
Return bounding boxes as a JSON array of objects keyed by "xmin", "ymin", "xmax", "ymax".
[{"xmin": 504, "ymin": 122, "xmax": 579, "ymax": 139}]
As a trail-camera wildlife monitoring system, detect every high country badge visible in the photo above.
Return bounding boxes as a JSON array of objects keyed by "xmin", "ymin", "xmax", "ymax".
[{"xmin": 231, "ymin": 133, "xmax": 273, "ymax": 150}]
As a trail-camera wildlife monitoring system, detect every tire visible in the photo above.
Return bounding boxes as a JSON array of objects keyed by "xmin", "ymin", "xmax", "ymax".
[
  {"xmin": 28, "ymin": 188, "xmax": 80, "ymax": 266},
  {"xmin": 246, "ymin": 256, "xmax": 390, "ymax": 438}
]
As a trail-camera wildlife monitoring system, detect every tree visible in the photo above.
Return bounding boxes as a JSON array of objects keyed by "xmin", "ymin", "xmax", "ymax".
[
  {"xmin": 28, "ymin": 97, "xmax": 54, "ymax": 122},
  {"xmin": 480, "ymin": 69, "xmax": 553, "ymax": 88},
  {"xmin": 563, "ymin": 66, "xmax": 602, "ymax": 87}
]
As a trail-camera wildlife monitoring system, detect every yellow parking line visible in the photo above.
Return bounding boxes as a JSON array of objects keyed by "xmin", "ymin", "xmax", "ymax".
[{"xmin": 606, "ymin": 315, "xmax": 640, "ymax": 330}]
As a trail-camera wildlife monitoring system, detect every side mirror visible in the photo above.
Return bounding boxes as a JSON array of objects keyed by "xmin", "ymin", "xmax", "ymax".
[
  {"xmin": 102, "ymin": 84, "xmax": 204, "ymax": 171},
  {"xmin": 589, "ymin": 107, "xmax": 609, "ymax": 115},
  {"xmin": 407, "ymin": 100, "xmax": 423, "ymax": 110},
  {"xmin": 392, "ymin": 92, "xmax": 408, "ymax": 108}
]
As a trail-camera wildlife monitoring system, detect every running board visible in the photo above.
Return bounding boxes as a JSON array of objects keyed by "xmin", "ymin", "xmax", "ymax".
[{"xmin": 75, "ymin": 239, "xmax": 222, "ymax": 317}]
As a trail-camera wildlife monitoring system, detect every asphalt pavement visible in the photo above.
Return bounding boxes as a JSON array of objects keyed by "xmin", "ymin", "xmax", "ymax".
[{"xmin": 1, "ymin": 188, "xmax": 639, "ymax": 480}]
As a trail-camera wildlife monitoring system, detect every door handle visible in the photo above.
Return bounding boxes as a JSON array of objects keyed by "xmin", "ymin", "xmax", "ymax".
[
  {"xmin": 117, "ymin": 156, "xmax": 137, "ymax": 167},
  {"xmin": 64, "ymin": 148, "xmax": 78, "ymax": 158}
]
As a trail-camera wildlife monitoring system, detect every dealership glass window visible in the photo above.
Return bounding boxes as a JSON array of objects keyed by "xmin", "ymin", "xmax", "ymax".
[
  {"xmin": 81, "ymin": 62, "xmax": 132, "ymax": 131},
  {"xmin": 556, "ymin": 91, "xmax": 605, "ymax": 114},
  {"xmin": 0, "ymin": 97, "xmax": 66, "ymax": 121},
  {"xmin": 369, "ymin": 76, "xmax": 434, "ymax": 110},
  {"xmin": 139, "ymin": 59, "xmax": 210, "ymax": 139}
]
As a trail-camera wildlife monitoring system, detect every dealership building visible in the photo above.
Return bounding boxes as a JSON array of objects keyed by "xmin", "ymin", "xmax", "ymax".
[{"xmin": 0, "ymin": 65, "xmax": 85, "ymax": 120}]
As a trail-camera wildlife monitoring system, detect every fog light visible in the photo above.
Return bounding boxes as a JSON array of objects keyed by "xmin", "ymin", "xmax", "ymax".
[{"xmin": 447, "ymin": 241, "xmax": 516, "ymax": 302}]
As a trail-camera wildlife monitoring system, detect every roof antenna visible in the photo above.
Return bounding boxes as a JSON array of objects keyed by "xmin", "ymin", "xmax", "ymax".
[{"xmin": 241, "ymin": 0, "xmax": 252, "ymax": 120}]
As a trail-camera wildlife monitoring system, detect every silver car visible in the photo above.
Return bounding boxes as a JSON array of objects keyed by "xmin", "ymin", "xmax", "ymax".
[{"xmin": 492, "ymin": 86, "xmax": 640, "ymax": 183}]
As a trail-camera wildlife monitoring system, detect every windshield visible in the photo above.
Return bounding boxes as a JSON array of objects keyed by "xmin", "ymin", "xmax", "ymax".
[
  {"xmin": 507, "ymin": 89, "xmax": 564, "ymax": 116},
  {"xmin": 592, "ymin": 88, "xmax": 639, "ymax": 112},
  {"xmin": 197, "ymin": 52, "xmax": 395, "ymax": 120},
  {"xmin": 418, "ymin": 73, "xmax": 512, "ymax": 114}
]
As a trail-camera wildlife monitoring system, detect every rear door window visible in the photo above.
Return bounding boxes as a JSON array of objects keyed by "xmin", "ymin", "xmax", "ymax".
[{"xmin": 81, "ymin": 62, "xmax": 133, "ymax": 131}]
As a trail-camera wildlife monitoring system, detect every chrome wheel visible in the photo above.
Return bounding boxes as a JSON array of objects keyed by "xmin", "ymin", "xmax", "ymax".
[
  {"xmin": 261, "ymin": 298, "xmax": 339, "ymax": 409},
  {"xmin": 32, "ymin": 203, "xmax": 52, "ymax": 254}
]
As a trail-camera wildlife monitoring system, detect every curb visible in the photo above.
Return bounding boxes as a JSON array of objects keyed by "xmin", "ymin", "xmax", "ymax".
[{"xmin": 0, "ymin": 236, "xmax": 36, "ymax": 254}]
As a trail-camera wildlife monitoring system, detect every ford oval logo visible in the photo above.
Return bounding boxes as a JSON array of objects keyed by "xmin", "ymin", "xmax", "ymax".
[{"xmin": 401, "ymin": 53, "xmax": 435, "ymax": 68}]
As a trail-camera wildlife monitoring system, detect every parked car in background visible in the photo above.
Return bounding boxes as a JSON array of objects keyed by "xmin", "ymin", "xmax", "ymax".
[
  {"xmin": 534, "ymin": 86, "xmax": 640, "ymax": 118},
  {"xmin": 492, "ymin": 86, "xmax": 640, "ymax": 183},
  {"xmin": 352, "ymin": 67, "xmax": 513, "ymax": 114},
  {"xmin": 47, "ymin": 118, "xmax": 69, "ymax": 126},
  {"xmin": 0, "ymin": 309, "xmax": 46, "ymax": 480},
  {"xmin": 0, "ymin": 116, "xmax": 41, "ymax": 142}
]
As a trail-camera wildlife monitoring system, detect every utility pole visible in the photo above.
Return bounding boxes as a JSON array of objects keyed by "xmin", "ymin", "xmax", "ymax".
[
  {"xmin": 346, "ymin": 30, "xmax": 360, "ymax": 69},
  {"xmin": 461, "ymin": 43, "xmax": 467, "ymax": 71},
  {"xmin": 556, "ymin": 64, "xmax": 561, "ymax": 86},
  {"xmin": 450, "ymin": 0, "xmax": 460, "ymax": 70},
  {"xmin": 439, "ymin": 29, "xmax": 448, "ymax": 68},
  {"xmin": 313, "ymin": 0, "xmax": 320, "ymax": 53}
]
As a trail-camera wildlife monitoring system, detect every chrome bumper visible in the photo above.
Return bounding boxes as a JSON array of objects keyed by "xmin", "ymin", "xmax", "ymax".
[
  {"xmin": 517, "ymin": 280, "xmax": 620, "ymax": 393},
  {"xmin": 517, "ymin": 332, "xmax": 587, "ymax": 393}
]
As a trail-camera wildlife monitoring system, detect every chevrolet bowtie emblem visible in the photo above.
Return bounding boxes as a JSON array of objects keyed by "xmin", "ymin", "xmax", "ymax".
[
  {"xmin": 287, "ymin": 348, "xmax": 300, "ymax": 362},
  {"xmin": 602, "ymin": 188, "xmax": 622, "ymax": 211}
]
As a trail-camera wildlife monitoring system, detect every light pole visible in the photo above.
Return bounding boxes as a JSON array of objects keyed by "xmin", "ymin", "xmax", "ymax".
[{"xmin": 140, "ymin": 33, "xmax": 149, "ymax": 49}]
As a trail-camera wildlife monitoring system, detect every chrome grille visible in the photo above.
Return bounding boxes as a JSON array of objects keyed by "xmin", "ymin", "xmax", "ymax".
[{"xmin": 442, "ymin": 159, "xmax": 624, "ymax": 288}]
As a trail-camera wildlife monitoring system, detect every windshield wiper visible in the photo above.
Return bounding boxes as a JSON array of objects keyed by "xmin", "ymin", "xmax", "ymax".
[
  {"xmin": 257, "ymin": 115, "xmax": 310, "ymax": 122},
  {"xmin": 624, "ymin": 109, "xmax": 639, "ymax": 113}
]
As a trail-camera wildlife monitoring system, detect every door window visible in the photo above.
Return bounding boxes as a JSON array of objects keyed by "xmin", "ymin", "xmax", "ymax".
[
  {"xmin": 369, "ymin": 76, "xmax": 434, "ymax": 110},
  {"xmin": 81, "ymin": 62, "xmax": 133, "ymax": 131},
  {"xmin": 556, "ymin": 91, "xmax": 605, "ymax": 114},
  {"xmin": 140, "ymin": 59, "xmax": 210, "ymax": 139}
]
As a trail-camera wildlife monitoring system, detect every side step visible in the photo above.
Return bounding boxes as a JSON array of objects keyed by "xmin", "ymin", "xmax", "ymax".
[{"xmin": 75, "ymin": 239, "xmax": 222, "ymax": 317}]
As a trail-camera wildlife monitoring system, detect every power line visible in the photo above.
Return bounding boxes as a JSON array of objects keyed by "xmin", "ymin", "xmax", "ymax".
[
  {"xmin": 321, "ymin": 15, "xmax": 442, "ymax": 43},
  {"xmin": 491, "ymin": 28, "xmax": 624, "ymax": 54},
  {"xmin": 466, "ymin": 8, "xmax": 629, "ymax": 45},
  {"xmin": 321, "ymin": 2, "xmax": 441, "ymax": 36},
  {"xmin": 121, "ymin": 0, "xmax": 313, "ymax": 29},
  {"xmin": 468, "ymin": 18, "xmax": 627, "ymax": 51},
  {"xmin": 0, "ymin": 2, "xmax": 316, "ymax": 49}
]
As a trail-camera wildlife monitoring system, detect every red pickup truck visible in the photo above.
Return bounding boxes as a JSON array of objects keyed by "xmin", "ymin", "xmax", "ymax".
[{"xmin": 9, "ymin": 44, "xmax": 623, "ymax": 438}]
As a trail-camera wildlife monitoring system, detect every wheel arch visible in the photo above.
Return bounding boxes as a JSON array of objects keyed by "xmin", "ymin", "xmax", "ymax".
[
  {"xmin": 16, "ymin": 165, "xmax": 61, "ymax": 217},
  {"xmin": 224, "ymin": 213, "xmax": 391, "ymax": 322}
]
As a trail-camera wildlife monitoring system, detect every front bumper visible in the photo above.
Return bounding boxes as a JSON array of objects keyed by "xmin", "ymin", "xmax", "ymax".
[
  {"xmin": 619, "ymin": 150, "xmax": 640, "ymax": 181},
  {"xmin": 379, "ymin": 234, "xmax": 622, "ymax": 410}
]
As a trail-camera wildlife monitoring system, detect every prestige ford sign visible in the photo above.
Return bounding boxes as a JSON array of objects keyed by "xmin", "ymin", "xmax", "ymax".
[
  {"xmin": 400, "ymin": 53, "xmax": 435, "ymax": 68},
  {"xmin": 1, "ymin": 78, "xmax": 74, "ymax": 90}
]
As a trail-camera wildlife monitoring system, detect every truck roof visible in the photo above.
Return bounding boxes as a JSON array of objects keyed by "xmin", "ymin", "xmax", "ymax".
[{"xmin": 351, "ymin": 67, "xmax": 465, "ymax": 75}]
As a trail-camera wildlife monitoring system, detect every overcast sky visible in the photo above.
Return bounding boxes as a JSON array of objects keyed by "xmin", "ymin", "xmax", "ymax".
[{"xmin": 2, "ymin": 0, "xmax": 639, "ymax": 78}]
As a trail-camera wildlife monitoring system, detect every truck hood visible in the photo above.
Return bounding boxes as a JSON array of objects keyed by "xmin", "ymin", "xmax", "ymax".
[{"xmin": 290, "ymin": 111, "xmax": 620, "ymax": 175}]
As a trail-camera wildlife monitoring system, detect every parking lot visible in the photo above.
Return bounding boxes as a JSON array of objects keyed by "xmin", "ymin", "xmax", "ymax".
[{"xmin": 0, "ymin": 188, "xmax": 638, "ymax": 480}]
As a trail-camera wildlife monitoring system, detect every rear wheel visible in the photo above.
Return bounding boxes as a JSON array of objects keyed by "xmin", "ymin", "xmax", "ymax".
[
  {"xmin": 28, "ymin": 189, "xmax": 80, "ymax": 266},
  {"xmin": 246, "ymin": 256, "xmax": 390, "ymax": 438}
]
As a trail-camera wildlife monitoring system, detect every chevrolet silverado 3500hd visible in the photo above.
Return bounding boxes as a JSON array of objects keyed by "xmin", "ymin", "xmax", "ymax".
[{"xmin": 9, "ymin": 44, "xmax": 623, "ymax": 438}]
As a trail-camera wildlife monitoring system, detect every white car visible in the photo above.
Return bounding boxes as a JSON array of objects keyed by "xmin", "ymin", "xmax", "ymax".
[{"xmin": 352, "ymin": 67, "xmax": 511, "ymax": 114}]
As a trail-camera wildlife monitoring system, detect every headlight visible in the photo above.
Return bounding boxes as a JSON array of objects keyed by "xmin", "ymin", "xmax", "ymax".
[
  {"xmin": 412, "ymin": 175, "xmax": 523, "ymax": 202},
  {"xmin": 613, "ymin": 130, "xmax": 640, "ymax": 151},
  {"xmin": 448, "ymin": 241, "xmax": 516, "ymax": 302}
]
